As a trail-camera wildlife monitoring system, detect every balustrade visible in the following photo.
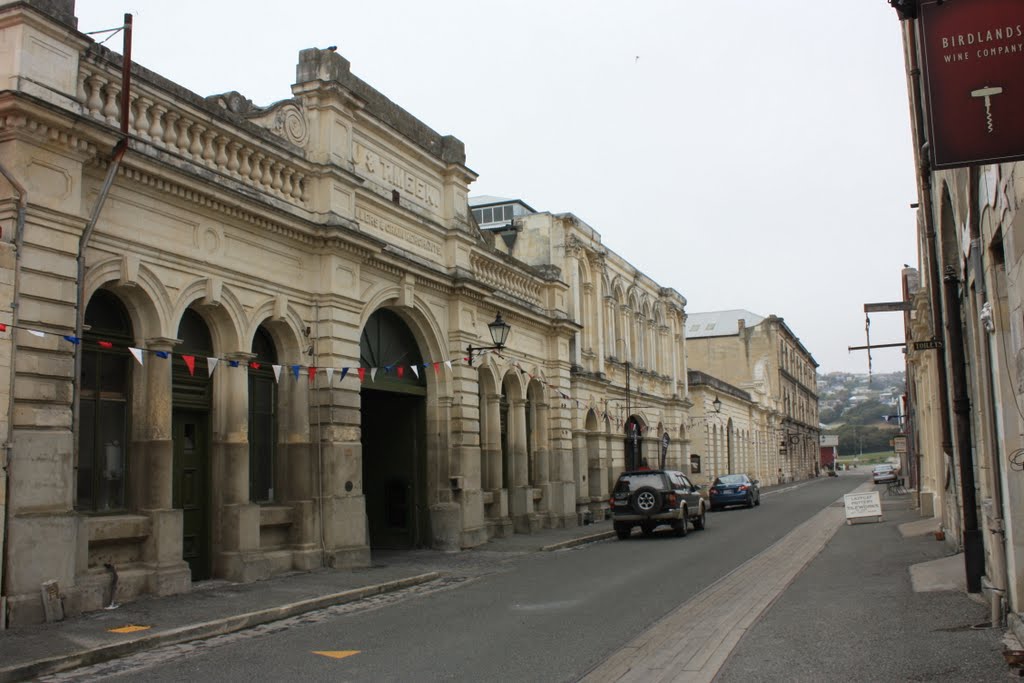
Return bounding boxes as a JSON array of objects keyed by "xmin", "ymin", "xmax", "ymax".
[{"xmin": 77, "ymin": 63, "xmax": 307, "ymax": 205}]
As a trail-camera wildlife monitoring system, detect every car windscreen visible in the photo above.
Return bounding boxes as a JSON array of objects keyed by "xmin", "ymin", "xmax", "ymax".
[
  {"xmin": 614, "ymin": 473, "xmax": 667, "ymax": 493},
  {"xmin": 715, "ymin": 474, "xmax": 747, "ymax": 484}
]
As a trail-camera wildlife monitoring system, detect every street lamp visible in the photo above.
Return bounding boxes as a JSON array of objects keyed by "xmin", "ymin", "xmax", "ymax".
[
  {"xmin": 466, "ymin": 312, "xmax": 511, "ymax": 365},
  {"xmin": 712, "ymin": 396, "xmax": 722, "ymax": 413}
]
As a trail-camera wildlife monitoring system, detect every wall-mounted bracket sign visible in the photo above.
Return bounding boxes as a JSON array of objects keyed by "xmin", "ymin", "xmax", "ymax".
[{"xmin": 919, "ymin": 0, "xmax": 1024, "ymax": 168}]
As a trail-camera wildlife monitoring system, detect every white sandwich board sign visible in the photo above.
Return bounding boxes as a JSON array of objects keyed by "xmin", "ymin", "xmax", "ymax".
[{"xmin": 844, "ymin": 491, "xmax": 882, "ymax": 525}]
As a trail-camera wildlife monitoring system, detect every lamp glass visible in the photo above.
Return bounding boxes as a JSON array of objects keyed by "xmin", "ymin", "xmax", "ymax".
[
  {"xmin": 488, "ymin": 313, "xmax": 511, "ymax": 347},
  {"xmin": 712, "ymin": 397, "xmax": 722, "ymax": 413}
]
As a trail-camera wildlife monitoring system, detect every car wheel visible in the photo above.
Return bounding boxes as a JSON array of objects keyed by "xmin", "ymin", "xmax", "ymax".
[
  {"xmin": 641, "ymin": 522, "xmax": 656, "ymax": 537},
  {"xmin": 614, "ymin": 523, "xmax": 631, "ymax": 540},
  {"xmin": 745, "ymin": 493, "xmax": 754, "ymax": 508},
  {"xmin": 673, "ymin": 509, "xmax": 688, "ymax": 537},
  {"xmin": 692, "ymin": 505, "xmax": 707, "ymax": 530},
  {"xmin": 631, "ymin": 487, "xmax": 662, "ymax": 515}
]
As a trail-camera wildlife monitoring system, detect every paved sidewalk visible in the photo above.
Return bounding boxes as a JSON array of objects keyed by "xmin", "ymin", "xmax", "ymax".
[{"xmin": 0, "ymin": 520, "xmax": 615, "ymax": 683}]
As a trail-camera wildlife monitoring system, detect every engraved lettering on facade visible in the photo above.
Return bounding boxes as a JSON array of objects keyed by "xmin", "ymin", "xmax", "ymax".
[
  {"xmin": 357, "ymin": 207, "xmax": 443, "ymax": 257},
  {"xmin": 354, "ymin": 142, "xmax": 441, "ymax": 209}
]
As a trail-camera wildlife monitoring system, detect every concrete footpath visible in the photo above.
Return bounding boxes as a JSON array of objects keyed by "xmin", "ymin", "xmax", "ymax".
[{"xmin": 1, "ymin": 479, "xmax": 1018, "ymax": 682}]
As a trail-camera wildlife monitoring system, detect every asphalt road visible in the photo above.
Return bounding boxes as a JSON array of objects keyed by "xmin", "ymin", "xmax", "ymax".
[{"xmin": 50, "ymin": 476, "xmax": 864, "ymax": 682}]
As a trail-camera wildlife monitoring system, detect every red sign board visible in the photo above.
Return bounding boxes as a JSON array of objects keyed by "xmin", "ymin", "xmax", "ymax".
[{"xmin": 919, "ymin": 0, "xmax": 1024, "ymax": 168}]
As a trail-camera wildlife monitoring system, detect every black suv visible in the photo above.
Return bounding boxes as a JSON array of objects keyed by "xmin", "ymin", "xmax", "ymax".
[{"xmin": 609, "ymin": 469, "xmax": 708, "ymax": 539}]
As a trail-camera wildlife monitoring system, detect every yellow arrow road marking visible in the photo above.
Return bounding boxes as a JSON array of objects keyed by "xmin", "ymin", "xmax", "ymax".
[
  {"xmin": 312, "ymin": 650, "xmax": 360, "ymax": 660},
  {"xmin": 108, "ymin": 624, "xmax": 152, "ymax": 634}
]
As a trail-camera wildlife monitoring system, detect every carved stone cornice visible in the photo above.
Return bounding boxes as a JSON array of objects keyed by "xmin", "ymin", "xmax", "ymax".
[{"xmin": 469, "ymin": 251, "xmax": 542, "ymax": 307}]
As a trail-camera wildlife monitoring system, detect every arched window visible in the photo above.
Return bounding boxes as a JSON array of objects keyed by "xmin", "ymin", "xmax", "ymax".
[
  {"xmin": 77, "ymin": 290, "xmax": 132, "ymax": 511},
  {"xmin": 249, "ymin": 326, "xmax": 278, "ymax": 502}
]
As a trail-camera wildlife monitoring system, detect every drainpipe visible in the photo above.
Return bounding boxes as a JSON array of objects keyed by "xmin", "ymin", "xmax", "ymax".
[
  {"xmin": 0, "ymin": 162, "xmax": 27, "ymax": 629},
  {"xmin": 903, "ymin": 19, "xmax": 955, "ymax": 512},
  {"xmin": 72, "ymin": 15, "xmax": 132, "ymax": 497}
]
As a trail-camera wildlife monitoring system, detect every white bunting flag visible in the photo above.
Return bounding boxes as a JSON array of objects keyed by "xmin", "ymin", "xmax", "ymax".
[
  {"xmin": 370, "ymin": 367, "xmax": 378, "ymax": 382},
  {"xmin": 129, "ymin": 347, "xmax": 144, "ymax": 366},
  {"xmin": 411, "ymin": 365, "xmax": 419, "ymax": 379},
  {"xmin": 28, "ymin": 329, "xmax": 44, "ymax": 338},
  {"xmin": 325, "ymin": 367, "xmax": 334, "ymax": 385},
  {"xmin": 206, "ymin": 357, "xmax": 218, "ymax": 377},
  {"xmin": 272, "ymin": 364, "xmax": 282, "ymax": 383},
  {"xmin": 444, "ymin": 360, "xmax": 452, "ymax": 372}
]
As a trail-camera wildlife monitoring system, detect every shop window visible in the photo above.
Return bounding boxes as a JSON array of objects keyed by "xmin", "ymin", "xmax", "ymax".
[{"xmin": 77, "ymin": 290, "xmax": 132, "ymax": 512}]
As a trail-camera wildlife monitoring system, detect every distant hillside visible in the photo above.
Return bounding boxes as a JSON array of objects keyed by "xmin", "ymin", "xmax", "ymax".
[{"xmin": 818, "ymin": 371, "xmax": 905, "ymax": 456}]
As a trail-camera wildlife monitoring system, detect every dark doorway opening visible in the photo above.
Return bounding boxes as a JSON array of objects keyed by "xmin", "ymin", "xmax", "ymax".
[{"xmin": 359, "ymin": 309, "xmax": 428, "ymax": 549}]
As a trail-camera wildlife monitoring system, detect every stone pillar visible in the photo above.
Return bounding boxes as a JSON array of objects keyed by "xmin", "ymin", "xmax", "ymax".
[
  {"xmin": 215, "ymin": 352, "xmax": 266, "ymax": 582},
  {"xmin": 509, "ymin": 398, "xmax": 536, "ymax": 533},
  {"xmin": 533, "ymin": 400, "xmax": 551, "ymax": 521},
  {"xmin": 587, "ymin": 430, "xmax": 608, "ymax": 519},
  {"xmin": 136, "ymin": 337, "xmax": 190, "ymax": 597},
  {"xmin": 482, "ymin": 391, "xmax": 510, "ymax": 537}
]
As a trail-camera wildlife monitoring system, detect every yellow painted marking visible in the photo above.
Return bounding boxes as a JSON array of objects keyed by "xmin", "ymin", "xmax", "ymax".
[
  {"xmin": 108, "ymin": 624, "xmax": 152, "ymax": 634},
  {"xmin": 312, "ymin": 650, "xmax": 360, "ymax": 660}
]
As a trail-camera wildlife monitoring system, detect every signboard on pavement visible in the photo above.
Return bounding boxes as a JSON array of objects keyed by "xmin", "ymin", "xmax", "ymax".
[
  {"xmin": 893, "ymin": 436, "xmax": 907, "ymax": 454},
  {"xmin": 844, "ymin": 491, "xmax": 883, "ymax": 524}
]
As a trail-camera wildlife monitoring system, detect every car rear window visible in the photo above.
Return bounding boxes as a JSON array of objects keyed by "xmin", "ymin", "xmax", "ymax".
[
  {"xmin": 614, "ymin": 473, "xmax": 667, "ymax": 493},
  {"xmin": 716, "ymin": 474, "xmax": 746, "ymax": 484}
]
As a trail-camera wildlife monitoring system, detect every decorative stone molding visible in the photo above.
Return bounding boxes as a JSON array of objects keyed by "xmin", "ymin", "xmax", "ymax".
[{"xmin": 470, "ymin": 252, "xmax": 542, "ymax": 307}]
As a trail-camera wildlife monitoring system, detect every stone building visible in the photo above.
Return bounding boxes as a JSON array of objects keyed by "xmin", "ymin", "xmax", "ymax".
[
  {"xmin": 685, "ymin": 310, "xmax": 820, "ymax": 481},
  {"xmin": 894, "ymin": 5, "xmax": 1024, "ymax": 633},
  {"xmin": 470, "ymin": 196, "xmax": 692, "ymax": 522},
  {"xmin": 0, "ymin": 1, "xmax": 591, "ymax": 626}
]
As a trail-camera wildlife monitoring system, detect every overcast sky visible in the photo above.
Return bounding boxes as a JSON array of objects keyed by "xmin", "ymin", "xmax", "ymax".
[{"xmin": 75, "ymin": 1, "xmax": 918, "ymax": 376}]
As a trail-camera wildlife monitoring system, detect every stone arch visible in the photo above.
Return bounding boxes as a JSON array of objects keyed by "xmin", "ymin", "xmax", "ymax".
[
  {"xmin": 243, "ymin": 297, "xmax": 308, "ymax": 364},
  {"xmin": 170, "ymin": 277, "xmax": 243, "ymax": 355},
  {"xmin": 83, "ymin": 258, "xmax": 170, "ymax": 343}
]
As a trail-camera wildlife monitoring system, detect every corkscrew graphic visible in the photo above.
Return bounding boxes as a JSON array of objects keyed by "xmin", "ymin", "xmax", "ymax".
[{"xmin": 970, "ymin": 85, "xmax": 1003, "ymax": 133}]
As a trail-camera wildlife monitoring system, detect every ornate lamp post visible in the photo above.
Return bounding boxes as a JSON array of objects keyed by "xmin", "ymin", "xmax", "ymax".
[{"xmin": 466, "ymin": 312, "xmax": 511, "ymax": 365}]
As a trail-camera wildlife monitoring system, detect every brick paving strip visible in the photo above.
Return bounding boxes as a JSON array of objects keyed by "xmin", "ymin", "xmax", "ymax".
[{"xmin": 581, "ymin": 484, "xmax": 871, "ymax": 683}]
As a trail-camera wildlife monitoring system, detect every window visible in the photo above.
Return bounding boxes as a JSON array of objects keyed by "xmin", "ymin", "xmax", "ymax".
[
  {"xmin": 77, "ymin": 290, "xmax": 132, "ymax": 512},
  {"xmin": 690, "ymin": 454, "xmax": 701, "ymax": 474},
  {"xmin": 249, "ymin": 326, "xmax": 278, "ymax": 502}
]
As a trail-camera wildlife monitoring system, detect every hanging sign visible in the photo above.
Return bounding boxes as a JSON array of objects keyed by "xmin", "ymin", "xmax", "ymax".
[{"xmin": 918, "ymin": 0, "xmax": 1024, "ymax": 168}]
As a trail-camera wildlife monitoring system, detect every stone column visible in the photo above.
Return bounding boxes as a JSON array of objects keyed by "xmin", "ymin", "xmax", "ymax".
[
  {"xmin": 509, "ymin": 398, "xmax": 536, "ymax": 533},
  {"xmin": 215, "ymin": 352, "xmax": 266, "ymax": 582},
  {"xmin": 136, "ymin": 337, "xmax": 190, "ymax": 596},
  {"xmin": 588, "ymin": 429, "xmax": 609, "ymax": 519},
  {"xmin": 533, "ymin": 399, "xmax": 551, "ymax": 520}
]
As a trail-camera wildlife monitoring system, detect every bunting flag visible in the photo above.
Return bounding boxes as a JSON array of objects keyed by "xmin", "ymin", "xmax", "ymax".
[
  {"xmin": 0, "ymin": 324, "xmax": 5, "ymax": 331},
  {"xmin": 155, "ymin": 351, "xmax": 169, "ymax": 359},
  {"xmin": 396, "ymin": 365, "xmax": 404, "ymax": 379},
  {"xmin": 98, "ymin": 341, "xmax": 113, "ymax": 349},
  {"xmin": 28, "ymin": 329, "xmax": 44, "ymax": 338},
  {"xmin": 340, "ymin": 367, "xmax": 349, "ymax": 382},
  {"xmin": 129, "ymin": 347, "xmax": 144, "ymax": 366},
  {"xmin": 370, "ymin": 367, "xmax": 377, "ymax": 382},
  {"xmin": 63, "ymin": 335, "xmax": 81, "ymax": 345},
  {"xmin": 291, "ymin": 365, "xmax": 300, "ymax": 381},
  {"xmin": 444, "ymin": 360, "xmax": 452, "ymax": 372},
  {"xmin": 206, "ymin": 357, "xmax": 218, "ymax": 377},
  {"xmin": 228, "ymin": 360, "xmax": 240, "ymax": 368},
  {"xmin": 273, "ymin": 364, "xmax": 282, "ymax": 383},
  {"xmin": 410, "ymin": 365, "xmax": 419, "ymax": 379},
  {"xmin": 308, "ymin": 366, "xmax": 317, "ymax": 383},
  {"xmin": 433, "ymin": 362, "xmax": 440, "ymax": 375},
  {"xmin": 357, "ymin": 368, "xmax": 366, "ymax": 383},
  {"xmin": 249, "ymin": 361, "xmax": 260, "ymax": 370},
  {"xmin": 325, "ymin": 368, "xmax": 334, "ymax": 385},
  {"xmin": 182, "ymin": 355, "xmax": 196, "ymax": 376}
]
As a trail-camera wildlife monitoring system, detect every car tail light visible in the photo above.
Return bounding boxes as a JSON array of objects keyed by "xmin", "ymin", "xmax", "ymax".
[
  {"xmin": 709, "ymin": 488, "xmax": 719, "ymax": 495},
  {"xmin": 738, "ymin": 485, "xmax": 749, "ymax": 491},
  {"xmin": 667, "ymin": 493, "xmax": 677, "ymax": 507},
  {"xmin": 609, "ymin": 497, "xmax": 615, "ymax": 507}
]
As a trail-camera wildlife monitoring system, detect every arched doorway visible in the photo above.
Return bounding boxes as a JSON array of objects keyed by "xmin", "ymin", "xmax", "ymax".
[
  {"xmin": 360, "ymin": 309, "xmax": 427, "ymax": 549},
  {"xmin": 173, "ymin": 308, "xmax": 214, "ymax": 581},
  {"xmin": 249, "ymin": 326, "xmax": 278, "ymax": 502}
]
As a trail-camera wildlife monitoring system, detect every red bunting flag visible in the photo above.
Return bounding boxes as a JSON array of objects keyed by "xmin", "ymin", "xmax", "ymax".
[
  {"xmin": 397, "ymin": 366, "xmax": 404, "ymax": 379},
  {"xmin": 308, "ymin": 367, "xmax": 317, "ymax": 382},
  {"xmin": 250, "ymin": 361, "xmax": 260, "ymax": 370},
  {"xmin": 182, "ymin": 355, "xmax": 196, "ymax": 376},
  {"xmin": 0, "ymin": 324, "xmax": 6, "ymax": 332},
  {"xmin": 433, "ymin": 362, "xmax": 440, "ymax": 375},
  {"xmin": 98, "ymin": 341, "xmax": 113, "ymax": 349},
  {"xmin": 357, "ymin": 367, "xmax": 366, "ymax": 382}
]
